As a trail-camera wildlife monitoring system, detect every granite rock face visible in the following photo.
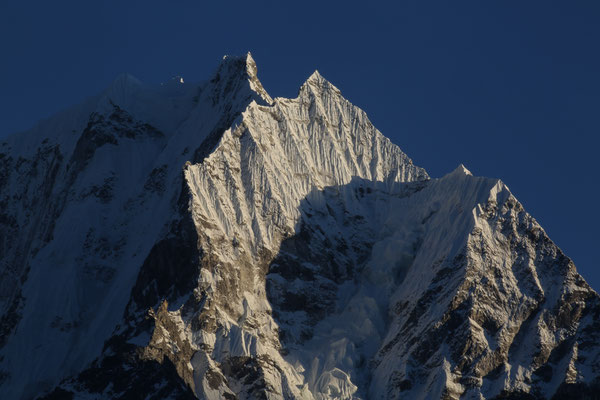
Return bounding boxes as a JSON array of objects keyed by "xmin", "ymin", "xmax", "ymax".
[{"xmin": 0, "ymin": 53, "xmax": 598, "ymax": 400}]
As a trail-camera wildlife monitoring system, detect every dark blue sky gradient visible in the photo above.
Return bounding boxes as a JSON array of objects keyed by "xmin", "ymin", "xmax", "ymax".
[{"xmin": 1, "ymin": 1, "xmax": 599, "ymax": 288}]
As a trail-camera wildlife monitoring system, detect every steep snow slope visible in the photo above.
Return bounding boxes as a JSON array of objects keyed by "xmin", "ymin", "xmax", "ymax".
[
  {"xmin": 174, "ymin": 70, "xmax": 427, "ymax": 399},
  {"xmin": 1, "ymin": 54, "xmax": 598, "ymax": 400},
  {"xmin": 366, "ymin": 167, "xmax": 600, "ymax": 399}
]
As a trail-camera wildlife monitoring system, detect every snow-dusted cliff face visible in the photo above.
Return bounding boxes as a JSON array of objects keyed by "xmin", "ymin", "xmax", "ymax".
[{"xmin": 0, "ymin": 53, "xmax": 598, "ymax": 400}]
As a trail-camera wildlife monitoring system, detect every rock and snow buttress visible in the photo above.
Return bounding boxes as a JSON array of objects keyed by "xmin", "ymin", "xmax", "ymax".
[{"xmin": 0, "ymin": 53, "xmax": 599, "ymax": 400}]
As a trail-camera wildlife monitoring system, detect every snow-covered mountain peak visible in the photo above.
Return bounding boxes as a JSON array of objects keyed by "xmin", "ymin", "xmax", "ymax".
[
  {"xmin": 100, "ymin": 72, "xmax": 144, "ymax": 105},
  {"xmin": 306, "ymin": 69, "xmax": 324, "ymax": 82},
  {"xmin": 216, "ymin": 52, "xmax": 272, "ymax": 106},
  {"xmin": 244, "ymin": 51, "xmax": 258, "ymax": 78},
  {"xmin": 447, "ymin": 163, "xmax": 473, "ymax": 177},
  {"xmin": 92, "ymin": 71, "xmax": 187, "ymax": 132},
  {"xmin": 1, "ymin": 53, "xmax": 599, "ymax": 400},
  {"xmin": 300, "ymin": 69, "xmax": 342, "ymax": 98},
  {"xmin": 108, "ymin": 71, "xmax": 143, "ymax": 88}
]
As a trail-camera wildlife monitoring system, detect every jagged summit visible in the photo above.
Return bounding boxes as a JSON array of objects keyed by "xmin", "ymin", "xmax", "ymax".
[
  {"xmin": 1, "ymin": 54, "xmax": 599, "ymax": 400},
  {"xmin": 306, "ymin": 69, "xmax": 324, "ymax": 83},
  {"xmin": 215, "ymin": 51, "xmax": 272, "ymax": 105},
  {"xmin": 243, "ymin": 51, "xmax": 259, "ymax": 79},
  {"xmin": 299, "ymin": 69, "xmax": 341, "ymax": 97}
]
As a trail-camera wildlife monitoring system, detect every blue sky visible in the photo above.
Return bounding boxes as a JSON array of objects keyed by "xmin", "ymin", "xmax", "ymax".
[{"xmin": 1, "ymin": 1, "xmax": 599, "ymax": 288}]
